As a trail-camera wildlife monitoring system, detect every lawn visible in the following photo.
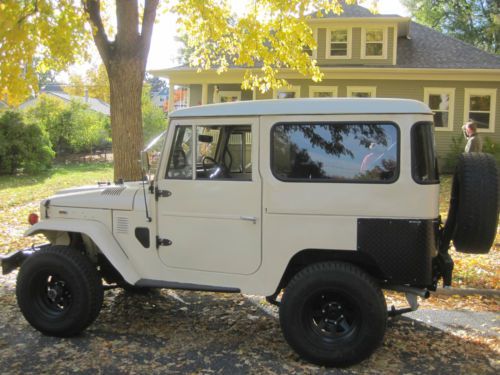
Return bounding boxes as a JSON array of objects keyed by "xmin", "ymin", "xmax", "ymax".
[
  {"xmin": 0, "ymin": 163, "xmax": 113, "ymax": 254},
  {"xmin": 0, "ymin": 164, "xmax": 497, "ymax": 289}
]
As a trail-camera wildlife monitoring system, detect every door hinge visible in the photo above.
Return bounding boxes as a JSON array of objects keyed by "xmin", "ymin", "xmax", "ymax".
[
  {"xmin": 156, "ymin": 236, "xmax": 172, "ymax": 248},
  {"xmin": 155, "ymin": 187, "xmax": 172, "ymax": 200}
]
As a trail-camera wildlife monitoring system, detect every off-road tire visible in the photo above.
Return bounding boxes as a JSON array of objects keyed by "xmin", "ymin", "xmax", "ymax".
[
  {"xmin": 445, "ymin": 153, "xmax": 499, "ymax": 253},
  {"xmin": 16, "ymin": 245, "xmax": 104, "ymax": 337},
  {"xmin": 279, "ymin": 262, "xmax": 387, "ymax": 367}
]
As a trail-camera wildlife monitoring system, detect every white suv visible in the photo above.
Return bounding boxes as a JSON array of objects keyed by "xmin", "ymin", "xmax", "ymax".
[{"xmin": 2, "ymin": 98, "xmax": 498, "ymax": 366}]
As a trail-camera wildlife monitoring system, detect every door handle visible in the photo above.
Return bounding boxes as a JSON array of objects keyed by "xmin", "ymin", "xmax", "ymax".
[{"xmin": 240, "ymin": 216, "xmax": 257, "ymax": 224}]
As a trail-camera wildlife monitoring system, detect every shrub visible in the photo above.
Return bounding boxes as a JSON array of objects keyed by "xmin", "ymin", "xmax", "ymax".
[
  {"xmin": 442, "ymin": 135, "xmax": 465, "ymax": 173},
  {"xmin": 442, "ymin": 135, "xmax": 499, "ymax": 173},
  {"xmin": 24, "ymin": 95, "xmax": 111, "ymax": 155},
  {"xmin": 482, "ymin": 136, "xmax": 500, "ymax": 164},
  {"xmin": 0, "ymin": 111, "xmax": 54, "ymax": 175},
  {"xmin": 143, "ymin": 86, "xmax": 167, "ymax": 144}
]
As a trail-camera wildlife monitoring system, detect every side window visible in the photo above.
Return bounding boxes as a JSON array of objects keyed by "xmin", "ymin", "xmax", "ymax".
[
  {"xmin": 196, "ymin": 125, "xmax": 252, "ymax": 181},
  {"xmin": 272, "ymin": 123, "xmax": 398, "ymax": 183},
  {"xmin": 411, "ymin": 122, "xmax": 439, "ymax": 184},
  {"xmin": 166, "ymin": 126, "xmax": 193, "ymax": 179}
]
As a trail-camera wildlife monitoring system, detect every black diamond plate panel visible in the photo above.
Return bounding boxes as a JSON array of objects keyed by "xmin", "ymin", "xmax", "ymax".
[{"xmin": 357, "ymin": 219, "xmax": 436, "ymax": 286}]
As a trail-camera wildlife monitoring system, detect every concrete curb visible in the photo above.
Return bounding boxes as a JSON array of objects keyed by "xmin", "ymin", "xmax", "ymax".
[{"xmin": 432, "ymin": 287, "xmax": 500, "ymax": 297}]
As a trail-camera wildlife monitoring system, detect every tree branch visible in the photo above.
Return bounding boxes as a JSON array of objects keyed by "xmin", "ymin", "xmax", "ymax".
[
  {"xmin": 83, "ymin": 0, "xmax": 111, "ymax": 64},
  {"xmin": 140, "ymin": 0, "xmax": 159, "ymax": 61},
  {"xmin": 116, "ymin": 0, "xmax": 140, "ymax": 48},
  {"xmin": 17, "ymin": 0, "xmax": 39, "ymax": 26}
]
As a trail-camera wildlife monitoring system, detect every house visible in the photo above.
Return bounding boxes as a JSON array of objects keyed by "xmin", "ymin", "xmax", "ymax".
[
  {"xmin": 150, "ymin": 3, "xmax": 500, "ymax": 165},
  {"xmin": 18, "ymin": 90, "xmax": 110, "ymax": 116},
  {"xmin": 151, "ymin": 87, "xmax": 169, "ymax": 112}
]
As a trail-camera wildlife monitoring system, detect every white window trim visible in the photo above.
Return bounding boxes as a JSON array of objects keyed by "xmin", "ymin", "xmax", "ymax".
[
  {"xmin": 309, "ymin": 86, "xmax": 338, "ymax": 98},
  {"xmin": 216, "ymin": 90, "xmax": 241, "ymax": 103},
  {"xmin": 312, "ymin": 27, "xmax": 318, "ymax": 60},
  {"xmin": 326, "ymin": 27, "xmax": 352, "ymax": 59},
  {"xmin": 274, "ymin": 86, "xmax": 301, "ymax": 99},
  {"xmin": 423, "ymin": 87, "xmax": 455, "ymax": 131},
  {"xmin": 347, "ymin": 86, "xmax": 377, "ymax": 98},
  {"xmin": 361, "ymin": 26, "xmax": 388, "ymax": 59},
  {"xmin": 464, "ymin": 88, "xmax": 497, "ymax": 133}
]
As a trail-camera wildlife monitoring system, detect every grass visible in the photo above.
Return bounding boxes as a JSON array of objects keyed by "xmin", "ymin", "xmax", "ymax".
[
  {"xmin": 0, "ymin": 164, "xmax": 497, "ymax": 289},
  {"xmin": 0, "ymin": 162, "xmax": 114, "ymax": 211},
  {"xmin": 0, "ymin": 162, "xmax": 113, "ymax": 254}
]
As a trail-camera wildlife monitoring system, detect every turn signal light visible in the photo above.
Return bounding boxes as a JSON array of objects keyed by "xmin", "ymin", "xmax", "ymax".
[{"xmin": 28, "ymin": 213, "xmax": 39, "ymax": 225}]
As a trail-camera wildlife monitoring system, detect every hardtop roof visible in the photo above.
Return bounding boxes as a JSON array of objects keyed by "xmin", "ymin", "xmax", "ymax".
[{"xmin": 169, "ymin": 98, "xmax": 432, "ymax": 118}]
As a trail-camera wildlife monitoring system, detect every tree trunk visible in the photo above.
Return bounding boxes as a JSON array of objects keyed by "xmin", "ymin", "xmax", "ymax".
[
  {"xmin": 108, "ymin": 60, "xmax": 144, "ymax": 181},
  {"xmin": 84, "ymin": 0, "xmax": 158, "ymax": 182}
]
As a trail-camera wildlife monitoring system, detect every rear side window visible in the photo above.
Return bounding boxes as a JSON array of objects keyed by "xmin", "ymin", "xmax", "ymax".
[
  {"xmin": 411, "ymin": 122, "xmax": 439, "ymax": 184},
  {"xmin": 271, "ymin": 123, "xmax": 399, "ymax": 183}
]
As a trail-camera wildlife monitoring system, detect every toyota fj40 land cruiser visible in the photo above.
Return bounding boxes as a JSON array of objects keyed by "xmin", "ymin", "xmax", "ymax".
[{"xmin": 2, "ymin": 98, "xmax": 498, "ymax": 367}]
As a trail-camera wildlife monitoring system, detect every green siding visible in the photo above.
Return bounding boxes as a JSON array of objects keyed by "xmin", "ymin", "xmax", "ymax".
[
  {"xmin": 256, "ymin": 90, "xmax": 273, "ymax": 100},
  {"xmin": 316, "ymin": 26, "xmax": 394, "ymax": 66},
  {"xmin": 189, "ymin": 84, "xmax": 202, "ymax": 107}
]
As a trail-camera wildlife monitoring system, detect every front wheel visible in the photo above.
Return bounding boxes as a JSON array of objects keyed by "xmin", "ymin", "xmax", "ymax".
[
  {"xmin": 279, "ymin": 262, "xmax": 387, "ymax": 367},
  {"xmin": 16, "ymin": 245, "xmax": 104, "ymax": 337}
]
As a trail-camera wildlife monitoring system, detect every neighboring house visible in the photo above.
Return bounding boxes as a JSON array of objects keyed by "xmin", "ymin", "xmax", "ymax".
[
  {"xmin": 151, "ymin": 3, "xmax": 500, "ymax": 165},
  {"xmin": 151, "ymin": 87, "xmax": 169, "ymax": 112},
  {"xmin": 18, "ymin": 90, "xmax": 110, "ymax": 116}
]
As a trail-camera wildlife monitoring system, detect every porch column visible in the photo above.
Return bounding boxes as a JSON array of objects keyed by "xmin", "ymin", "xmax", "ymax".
[
  {"xmin": 168, "ymin": 81, "xmax": 175, "ymax": 112},
  {"xmin": 201, "ymin": 83, "xmax": 208, "ymax": 105}
]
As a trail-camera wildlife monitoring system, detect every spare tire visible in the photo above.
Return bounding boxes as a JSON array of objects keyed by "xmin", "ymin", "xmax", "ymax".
[{"xmin": 443, "ymin": 153, "xmax": 499, "ymax": 254}]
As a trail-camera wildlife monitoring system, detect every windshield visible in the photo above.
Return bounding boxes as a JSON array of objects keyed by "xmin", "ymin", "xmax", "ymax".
[{"xmin": 143, "ymin": 131, "xmax": 167, "ymax": 180}]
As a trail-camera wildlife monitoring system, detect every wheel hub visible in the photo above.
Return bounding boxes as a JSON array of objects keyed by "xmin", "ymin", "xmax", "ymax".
[
  {"xmin": 45, "ymin": 279, "xmax": 70, "ymax": 308},
  {"xmin": 321, "ymin": 301, "xmax": 344, "ymax": 324},
  {"xmin": 310, "ymin": 293, "xmax": 356, "ymax": 337}
]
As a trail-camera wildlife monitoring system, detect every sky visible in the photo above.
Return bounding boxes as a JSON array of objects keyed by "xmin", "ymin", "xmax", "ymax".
[{"xmin": 146, "ymin": 0, "xmax": 410, "ymax": 71}]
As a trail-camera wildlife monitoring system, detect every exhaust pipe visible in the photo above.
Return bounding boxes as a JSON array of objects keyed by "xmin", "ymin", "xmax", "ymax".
[
  {"xmin": 385, "ymin": 285, "xmax": 430, "ymax": 317},
  {"xmin": 385, "ymin": 285, "xmax": 430, "ymax": 299}
]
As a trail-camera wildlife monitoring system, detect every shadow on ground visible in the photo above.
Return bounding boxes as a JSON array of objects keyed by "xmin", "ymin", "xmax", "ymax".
[{"xmin": 0, "ymin": 276, "xmax": 497, "ymax": 374}]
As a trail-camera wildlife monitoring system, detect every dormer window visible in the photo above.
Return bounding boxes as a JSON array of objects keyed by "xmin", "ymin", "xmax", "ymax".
[
  {"xmin": 326, "ymin": 28, "xmax": 352, "ymax": 59},
  {"xmin": 361, "ymin": 27, "xmax": 387, "ymax": 59}
]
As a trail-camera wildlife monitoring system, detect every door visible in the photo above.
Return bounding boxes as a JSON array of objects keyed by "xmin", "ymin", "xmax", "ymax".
[{"xmin": 156, "ymin": 117, "xmax": 261, "ymax": 275}]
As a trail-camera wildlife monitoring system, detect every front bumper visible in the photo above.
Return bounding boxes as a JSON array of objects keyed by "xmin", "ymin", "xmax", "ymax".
[{"xmin": 0, "ymin": 244, "xmax": 49, "ymax": 275}]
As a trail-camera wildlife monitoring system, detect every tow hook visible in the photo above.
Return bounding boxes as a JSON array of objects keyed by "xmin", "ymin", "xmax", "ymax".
[{"xmin": 385, "ymin": 285, "xmax": 430, "ymax": 317}]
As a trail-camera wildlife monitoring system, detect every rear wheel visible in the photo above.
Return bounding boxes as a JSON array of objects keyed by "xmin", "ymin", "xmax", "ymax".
[
  {"xmin": 16, "ymin": 245, "xmax": 103, "ymax": 337},
  {"xmin": 279, "ymin": 262, "xmax": 387, "ymax": 367}
]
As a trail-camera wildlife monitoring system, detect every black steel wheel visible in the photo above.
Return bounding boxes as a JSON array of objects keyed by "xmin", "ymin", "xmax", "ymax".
[
  {"xmin": 305, "ymin": 290, "xmax": 360, "ymax": 342},
  {"xmin": 16, "ymin": 246, "xmax": 103, "ymax": 337},
  {"xmin": 279, "ymin": 262, "xmax": 387, "ymax": 367}
]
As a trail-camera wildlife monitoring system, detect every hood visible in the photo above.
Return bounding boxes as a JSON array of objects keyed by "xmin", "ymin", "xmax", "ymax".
[{"xmin": 48, "ymin": 183, "xmax": 145, "ymax": 210}]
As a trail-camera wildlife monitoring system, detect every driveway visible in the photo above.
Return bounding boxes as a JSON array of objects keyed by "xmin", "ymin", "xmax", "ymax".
[{"xmin": 0, "ymin": 273, "xmax": 498, "ymax": 374}]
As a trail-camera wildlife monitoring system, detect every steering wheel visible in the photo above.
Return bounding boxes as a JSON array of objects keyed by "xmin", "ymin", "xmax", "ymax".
[{"xmin": 202, "ymin": 156, "xmax": 228, "ymax": 179}]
